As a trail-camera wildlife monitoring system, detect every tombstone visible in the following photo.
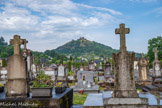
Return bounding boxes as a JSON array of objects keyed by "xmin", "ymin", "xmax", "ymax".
[
  {"xmin": 6, "ymin": 35, "xmax": 28, "ymax": 98},
  {"xmin": 103, "ymin": 24, "xmax": 148, "ymax": 108},
  {"xmin": 137, "ymin": 53, "xmax": 151, "ymax": 85},
  {"xmin": 152, "ymin": 48, "xmax": 161, "ymax": 80},
  {"xmin": 88, "ymin": 61, "xmax": 95, "ymax": 71},
  {"xmin": 77, "ymin": 71, "xmax": 95, "ymax": 88},
  {"xmin": 31, "ymin": 56, "xmax": 37, "ymax": 79},
  {"xmin": 104, "ymin": 61, "xmax": 112, "ymax": 76},
  {"xmin": 57, "ymin": 64, "xmax": 68, "ymax": 87}
]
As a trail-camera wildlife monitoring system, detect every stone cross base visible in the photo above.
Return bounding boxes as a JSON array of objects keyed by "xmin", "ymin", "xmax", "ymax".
[
  {"xmin": 103, "ymin": 98, "xmax": 148, "ymax": 108},
  {"xmin": 113, "ymin": 90, "xmax": 139, "ymax": 98},
  {"xmin": 6, "ymin": 79, "xmax": 27, "ymax": 98},
  {"xmin": 137, "ymin": 81, "xmax": 152, "ymax": 86},
  {"xmin": 6, "ymin": 55, "xmax": 27, "ymax": 98}
]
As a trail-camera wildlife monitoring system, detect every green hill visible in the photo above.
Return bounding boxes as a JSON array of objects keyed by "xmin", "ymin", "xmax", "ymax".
[
  {"xmin": 55, "ymin": 37, "xmax": 142, "ymax": 57},
  {"xmin": 55, "ymin": 37, "xmax": 117, "ymax": 57}
]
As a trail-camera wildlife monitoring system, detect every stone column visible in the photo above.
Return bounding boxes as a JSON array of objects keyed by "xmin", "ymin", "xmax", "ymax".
[
  {"xmin": 152, "ymin": 48, "xmax": 161, "ymax": 78},
  {"xmin": 6, "ymin": 35, "xmax": 28, "ymax": 98}
]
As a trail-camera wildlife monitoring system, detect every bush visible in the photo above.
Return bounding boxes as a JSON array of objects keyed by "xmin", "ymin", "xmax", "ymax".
[{"xmin": 32, "ymin": 70, "xmax": 53, "ymax": 88}]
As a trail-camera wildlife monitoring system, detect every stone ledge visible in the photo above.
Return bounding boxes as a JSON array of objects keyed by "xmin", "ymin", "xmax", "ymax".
[{"xmin": 103, "ymin": 98, "xmax": 148, "ymax": 105}]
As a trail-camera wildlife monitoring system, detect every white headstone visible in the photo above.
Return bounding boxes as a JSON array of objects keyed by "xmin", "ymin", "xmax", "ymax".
[{"xmin": 58, "ymin": 65, "xmax": 65, "ymax": 76}]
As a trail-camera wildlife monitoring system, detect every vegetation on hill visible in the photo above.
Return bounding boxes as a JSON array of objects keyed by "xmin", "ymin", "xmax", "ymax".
[
  {"xmin": 0, "ymin": 37, "xmax": 13, "ymax": 58},
  {"xmin": 55, "ymin": 37, "xmax": 141, "ymax": 58}
]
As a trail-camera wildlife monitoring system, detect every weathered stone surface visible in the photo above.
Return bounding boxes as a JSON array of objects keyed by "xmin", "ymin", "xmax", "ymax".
[
  {"xmin": 6, "ymin": 35, "xmax": 28, "ymax": 98},
  {"xmin": 6, "ymin": 55, "xmax": 27, "ymax": 98},
  {"xmin": 152, "ymin": 48, "xmax": 161, "ymax": 78},
  {"xmin": 138, "ymin": 53, "xmax": 150, "ymax": 81},
  {"xmin": 10, "ymin": 35, "xmax": 24, "ymax": 55},
  {"xmin": 112, "ymin": 23, "xmax": 138, "ymax": 98},
  {"xmin": 103, "ymin": 98, "xmax": 148, "ymax": 108}
]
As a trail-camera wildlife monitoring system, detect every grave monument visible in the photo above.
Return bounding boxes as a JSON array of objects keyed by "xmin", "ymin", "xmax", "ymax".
[
  {"xmin": 104, "ymin": 61, "xmax": 112, "ymax": 76},
  {"xmin": 57, "ymin": 64, "xmax": 68, "ymax": 87},
  {"xmin": 152, "ymin": 48, "xmax": 161, "ymax": 82},
  {"xmin": 103, "ymin": 24, "xmax": 148, "ymax": 108},
  {"xmin": 6, "ymin": 35, "xmax": 28, "ymax": 98},
  {"xmin": 137, "ymin": 53, "xmax": 151, "ymax": 85}
]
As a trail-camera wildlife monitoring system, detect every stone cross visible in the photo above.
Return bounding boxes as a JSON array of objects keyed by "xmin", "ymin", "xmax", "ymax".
[
  {"xmin": 22, "ymin": 39, "xmax": 28, "ymax": 50},
  {"xmin": 115, "ymin": 23, "xmax": 130, "ymax": 51},
  {"xmin": 142, "ymin": 53, "xmax": 145, "ymax": 59},
  {"xmin": 153, "ymin": 48, "xmax": 158, "ymax": 60},
  {"xmin": 10, "ymin": 35, "xmax": 24, "ymax": 55}
]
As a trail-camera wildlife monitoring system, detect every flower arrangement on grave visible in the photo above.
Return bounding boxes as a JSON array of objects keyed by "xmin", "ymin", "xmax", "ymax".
[
  {"xmin": 32, "ymin": 70, "xmax": 53, "ymax": 88},
  {"xmin": 55, "ymin": 82, "xmax": 66, "ymax": 94}
]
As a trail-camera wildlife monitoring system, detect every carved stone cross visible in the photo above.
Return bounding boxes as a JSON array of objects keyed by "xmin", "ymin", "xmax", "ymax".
[
  {"xmin": 10, "ymin": 35, "xmax": 24, "ymax": 55},
  {"xmin": 142, "ymin": 53, "xmax": 145, "ymax": 59},
  {"xmin": 153, "ymin": 48, "xmax": 158, "ymax": 60},
  {"xmin": 115, "ymin": 23, "xmax": 130, "ymax": 51},
  {"xmin": 22, "ymin": 39, "xmax": 28, "ymax": 51}
]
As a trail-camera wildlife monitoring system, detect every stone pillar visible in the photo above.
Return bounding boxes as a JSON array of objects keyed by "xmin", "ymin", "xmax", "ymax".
[
  {"xmin": 6, "ymin": 35, "xmax": 28, "ymax": 98},
  {"xmin": 137, "ymin": 53, "xmax": 151, "ymax": 85},
  {"xmin": 152, "ymin": 48, "xmax": 161, "ymax": 79}
]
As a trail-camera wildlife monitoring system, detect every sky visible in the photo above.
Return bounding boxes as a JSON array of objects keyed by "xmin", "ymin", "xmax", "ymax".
[{"xmin": 0, "ymin": 0, "xmax": 162, "ymax": 53}]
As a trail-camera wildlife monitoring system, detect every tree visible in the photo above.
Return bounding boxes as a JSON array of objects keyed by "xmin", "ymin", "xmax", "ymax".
[
  {"xmin": 147, "ymin": 36, "xmax": 162, "ymax": 68},
  {"xmin": 2, "ymin": 58, "xmax": 7, "ymax": 67}
]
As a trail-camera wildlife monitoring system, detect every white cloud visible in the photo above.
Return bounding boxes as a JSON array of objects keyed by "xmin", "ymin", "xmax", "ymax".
[
  {"xmin": 153, "ymin": 7, "xmax": 162, "ymax": 15},
  {"xmin": 0, "ymin": 0, "xmax": 123, "ymax": 51},
  {"xmin": 129, "ymin": 0, "xmax": 157, "ymax": 3}
]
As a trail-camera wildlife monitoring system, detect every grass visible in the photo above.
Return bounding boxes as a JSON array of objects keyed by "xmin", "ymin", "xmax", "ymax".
[
  {"xmin": 99, "ymin": 87, "xmax": 105, "ymax": 91},
  {"xmin": 68, "ymin": 82, "xmax": 75, "ymax": 87},
  {"xmin": 136, "ymin": 89, "xmax": 142, "ymax": 92},
  {"xmin": 73, "ymin": 93, "xmax": 88, "ymax": 105}
]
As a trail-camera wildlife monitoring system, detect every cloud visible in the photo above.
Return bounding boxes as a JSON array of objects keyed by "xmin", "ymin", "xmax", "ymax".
[
  {"xmin": 153, "ymin": 7, "xmax": 162, "ymax": 16},
  {"xmin": 0, "ymin": 0, "xmax": 123, "ymax": 51},
  {"xmin": 129, "ymin": 0, "xmax": 158, "ymax": 3}
]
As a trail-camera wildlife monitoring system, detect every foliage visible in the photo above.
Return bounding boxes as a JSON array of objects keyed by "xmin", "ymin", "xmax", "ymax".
[
  {"xmin": 68, "ymin": 61, "xmax": 71, "ymax": 72},
  {"xmin": 0, "ymin": 83, "xmax": 4, "ymax": 87},
  {"xmin": 147, "ymin": 36, "xmax": 162, "ymax": 68},
  {"xmin": 68, "ymin": 71, "xmax": 73, "ymax": 76},
  {"xmin": 2, "ymin": 58, "xmax": 7, "ymax": 67},
  {"xmin": 56, "ymin": 82, "xmax": 63, "ymax": 87},
  {"xmin": 0, "ymin": 37, "xmax": 13, "ymax": 58},
  {"xmin": 32, "ymin": 70, "xmax": 53, "ymax": 88},
  {"xmin": 55, "ymin": 37, "xmax": 142, "ymax": 58},
  {"xmin": 73, "ymin": 93, "xmax": 88, "ymax": 105}
]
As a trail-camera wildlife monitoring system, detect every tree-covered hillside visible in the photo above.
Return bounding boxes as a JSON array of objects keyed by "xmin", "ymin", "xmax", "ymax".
[
  {"xmin": 55, "ymin": 37, "xmax": 141, "ymax": 57},
  {"xmin": 0, "ymin": 37, "xmax": 13, "ymax": 58}
]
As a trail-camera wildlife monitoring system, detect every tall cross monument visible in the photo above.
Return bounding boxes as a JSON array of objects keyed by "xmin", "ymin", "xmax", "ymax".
[
  {"xmin": 6, "ymin": 35, "xmax": 28, "ymax": 98},
  {"xmin": 104, "ymin": 23, "xmax": 148, "ymax": 108},
  {"xmin": 115, "ymin": 23, "xmax": 130, "ymax": 51},
  {"xmin": 112, "ymin": 23, "xmax": 138, "ymax": 98}
]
